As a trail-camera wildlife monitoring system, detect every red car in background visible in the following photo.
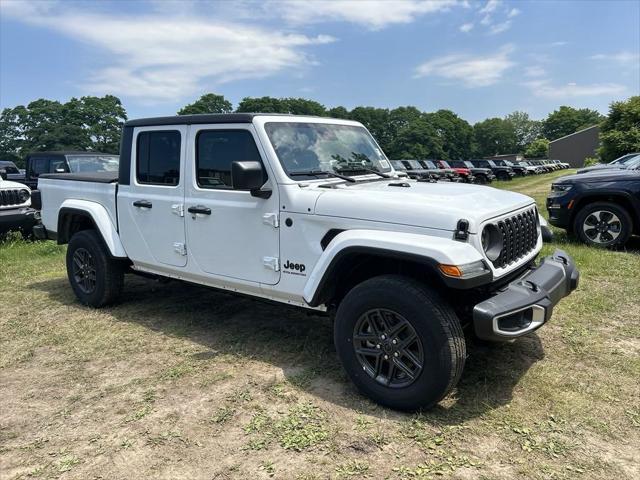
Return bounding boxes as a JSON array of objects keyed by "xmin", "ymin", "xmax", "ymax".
[{"xmin": 437, "ymin": 160, "xmax": 475, "ymax": 184}]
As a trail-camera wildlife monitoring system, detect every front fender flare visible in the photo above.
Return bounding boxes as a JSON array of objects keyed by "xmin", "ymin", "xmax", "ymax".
[
  {"xmin": 58, "ymin": 199, "xmax": 127, "ymax": 258},
  {"xmin": 303, "ymin": 229, "xmax": 485, "ymax": 306}
]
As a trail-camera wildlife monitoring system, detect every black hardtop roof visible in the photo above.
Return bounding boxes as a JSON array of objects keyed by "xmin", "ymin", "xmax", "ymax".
[
  {"xmin": 26, "ymin": 151, "xmax": 116, "ymax": 157},
  {"xmin": 124, "ymin": 113, "xmax": 336, "ymax": 127}
]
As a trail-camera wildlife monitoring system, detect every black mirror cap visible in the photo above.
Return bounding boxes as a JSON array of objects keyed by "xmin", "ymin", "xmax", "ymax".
[
  {"xmin": 0, "ymin": 169, "xmax": 6, "ymax": 180},
  {"xmin": 31, "ymin": 190, "xmax": 42, "ymax": 210},
  {"xmin": 231, "ymin": 161, "xmax": 265, "ymax": 191}
]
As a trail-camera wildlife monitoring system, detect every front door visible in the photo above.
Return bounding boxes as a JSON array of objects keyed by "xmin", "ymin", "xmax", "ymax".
[
  {"xmin": 118, "ymin": 126, "xmax": 187, "ymax": 268},
  {"xmin": 184, "ymin": 125, "xmax": 280, "ymax": 285}
]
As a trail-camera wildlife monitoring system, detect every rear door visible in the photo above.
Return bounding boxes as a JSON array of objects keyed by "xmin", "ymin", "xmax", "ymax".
[
  {"xmin": 184, "ymin": 124, "xmax": 280, "ymax": 285},
  {"xmin": 117, "ymin": 126, "xmax": 187, "ymax": 268}
]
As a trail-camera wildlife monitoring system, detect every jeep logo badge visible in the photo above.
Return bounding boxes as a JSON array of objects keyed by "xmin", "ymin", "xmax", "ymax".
[{"xmin": 283, "ymin": 260, "xmax": 306, "ymax": 276}]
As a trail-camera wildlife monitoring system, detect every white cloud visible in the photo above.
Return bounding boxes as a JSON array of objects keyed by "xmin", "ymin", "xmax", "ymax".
[
  {"xmin": 479, "ymin": 0, "xmax": 501, "ymax": 15},
  {"xmin": 459, "ymin": 22, "xmax": 474, "ymax": 33},
  {"xmin": 507, "ymin": 8, "xmax": 520, "ymax": 18},
  {"xmin": 414, "ymin": 45, "xmax": 515, "ymax": 87},
  {"xmin": 524, "ymin": 66, "xmax": 546, "ymax": 78},
  {"xmin": 2, "ymin": 1, "xmax": 335, "ymax": 102},
  {"xmin": 590, "ymin": 51, "xmax": 640, "ymax": 67},
  {"xmin": 480, "ymin": 14, "xmax": 492, "ymax": 26},
  {"xmin": 266, "ymin": 0, "xmax": 459, "ymax": 29},
  {"xmin": 524, "ymin": 80, "xmax": 627, "ymax": 99},
  {"xmin": 488, "ymin": 20, "xmax": 512, "ymax": 34}
]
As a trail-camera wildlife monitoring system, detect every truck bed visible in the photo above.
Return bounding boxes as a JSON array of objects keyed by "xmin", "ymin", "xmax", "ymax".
[{"xmin": 38, "ymin": 173, "xmax": 119, "ymax": 237}]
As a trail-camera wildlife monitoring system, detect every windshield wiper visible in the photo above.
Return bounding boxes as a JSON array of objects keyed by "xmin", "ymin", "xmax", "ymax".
[
  {"xmin": 289, "ymin": 169, "xmax": 356, "ymax": 183},
  {"xmin": 335, "ymin": 167, "xmax": 392, "ymax": 178}
]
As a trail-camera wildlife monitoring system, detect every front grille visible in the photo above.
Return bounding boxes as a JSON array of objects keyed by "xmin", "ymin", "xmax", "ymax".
[
  {"xmin": 492, "ymin": 207, "xmax": 539, "ymax": 269},
  {"xmin": 0, "ymin": 189, "xmax": 21, "ymax": 207}
]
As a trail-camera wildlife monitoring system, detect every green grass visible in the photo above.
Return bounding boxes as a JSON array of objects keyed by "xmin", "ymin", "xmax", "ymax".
[{"xmin": 1, "ymin": 174, "xmax": 639, "ymax": 479}]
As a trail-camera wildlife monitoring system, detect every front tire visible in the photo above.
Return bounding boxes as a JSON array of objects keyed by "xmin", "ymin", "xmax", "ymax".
[
  {"xmin": 334, "ymin": 275, "xmax": 465, "ymax": 411},
  {"xmin": 66, "ymin": 230, "xmax": 124, "ymax": 307},
  {"xmin": 574, "ymin": 201, "xmax": 632, "ymax": 248}
]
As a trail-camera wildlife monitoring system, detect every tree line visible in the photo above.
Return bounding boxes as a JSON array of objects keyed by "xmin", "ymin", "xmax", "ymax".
[{"xmin": 1, "ymin": 92, "xmax": 637, "ymax": 168}]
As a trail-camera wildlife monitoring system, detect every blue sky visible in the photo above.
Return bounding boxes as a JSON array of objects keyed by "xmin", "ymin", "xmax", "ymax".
[{"xmin": 1, "ymin": 0, "xmax": 638, "ymax": 123}]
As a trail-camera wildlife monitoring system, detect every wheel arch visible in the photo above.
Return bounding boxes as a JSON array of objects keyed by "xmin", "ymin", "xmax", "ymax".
[
  {"xmin": 57, "ymin": 202, "xmax": 128, "ymax": 258},
  {"xmin": 303, "ymin": 230, "xmax": 487, "ymax": 307},
  {"xmin": 571, "ymin": 192, "xmax": 639, "ymax": 233}
]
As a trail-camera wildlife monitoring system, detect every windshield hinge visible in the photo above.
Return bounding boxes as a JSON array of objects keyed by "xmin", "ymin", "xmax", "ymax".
[
  {"xmin": 263, "ymin": 256, "xmax": 280, "ymax": 271},
  {"xmin": 171, "ymin": 204, "xmax": 185, "ymax": 217},
  {"xmin": 262, "ymin": 212, "xmax": 279, "ymax": 228}
]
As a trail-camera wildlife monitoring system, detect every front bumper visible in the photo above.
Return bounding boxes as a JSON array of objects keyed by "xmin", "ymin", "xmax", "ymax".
[
  {"xmin": 473, "ymin": 249, "xmax": 579, "ymax": 341},
  {"xmin": 0, "ymin": 207, "xmax": 39, "ymax": 235}
]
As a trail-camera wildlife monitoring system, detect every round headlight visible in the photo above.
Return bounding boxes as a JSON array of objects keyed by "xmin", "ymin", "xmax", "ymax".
[
  {"xmin": 18, "ymin": 189, "xmax": 30, "ymax": 203},
  {"xmin": 481, "ymin": 224, "xmax": 503, "ymax": 261}
]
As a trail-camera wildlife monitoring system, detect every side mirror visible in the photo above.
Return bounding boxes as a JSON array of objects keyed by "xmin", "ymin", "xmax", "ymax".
[
  {"xmin": 231, "ymin": 161, "xmax": 271, "ymax": 199},
  {"xmin": 0, "ymin": 169, "xmax": 6, "ymax": 180}
]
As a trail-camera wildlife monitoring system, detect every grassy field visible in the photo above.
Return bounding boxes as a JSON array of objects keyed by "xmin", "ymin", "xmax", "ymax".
[{"xmin": 1, "ymin": 171, "xmax": 639, "ymax": 479}]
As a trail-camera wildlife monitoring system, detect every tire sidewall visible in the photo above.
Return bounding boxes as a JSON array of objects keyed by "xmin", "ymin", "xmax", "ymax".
[
  {"xmin": 66, "ymin": 230, "xmax": 109, "ymax": 306},
  {"xmin": 334, "ymin": 278, "xmax": 456, "ymax": 410},
  {"xmin": 574, "ymin": 202, "xmax": 632, "ymax": 248}
]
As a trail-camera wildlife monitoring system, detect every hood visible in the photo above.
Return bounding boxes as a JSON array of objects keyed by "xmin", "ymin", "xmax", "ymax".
[
  {"xmin": 577, "ymin": 164, "xmax": 617, "ymax": 173},
  {"xmin": 0, "ymin": 178, "xmax": 30, "ymax": 190},
  {"xmin": 556, "ymin": 169, "xmax": 640, "ymax": 184},
  {"xmin": 313, "ymin": 180, "xmax": 534, "ymax": 233}
]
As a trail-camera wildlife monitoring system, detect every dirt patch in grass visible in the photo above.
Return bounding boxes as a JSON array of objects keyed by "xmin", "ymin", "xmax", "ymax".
[{"xmin": 1, "ymin": 175, "xmax": 639, "ymax": 479}]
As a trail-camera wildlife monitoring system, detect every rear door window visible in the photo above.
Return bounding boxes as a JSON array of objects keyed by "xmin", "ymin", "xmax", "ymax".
[{"xmin": 136, "ymin": 130, "xmax": 181, "ymax": 186}]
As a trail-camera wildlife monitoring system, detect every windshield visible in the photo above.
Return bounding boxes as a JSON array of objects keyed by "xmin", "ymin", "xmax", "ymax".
[
  {"xmin": 463, "ymin": 161, "xmax": 474, "ymax": 168},
  {"xmin": 66, "ymin": 155, "xmax": 119, "ymax": 173},
  {"xmin": 265, "ymin": 122, "xmax": 391, "ymax": 178},
  {"xmin": 390, "ymin": 160, "xmax": 406, "ymax": 170},
  {"xmin": 423, "ymin": 160, "xmax": 438, "ymax": 169}
]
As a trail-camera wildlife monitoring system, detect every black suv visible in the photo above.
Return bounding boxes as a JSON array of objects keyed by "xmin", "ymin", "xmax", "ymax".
[
  {"xmin": 23, "ymin": 151, "xmax": 119, "ymax": 189},
  {"xmin": 448, "ymin": 160, "xmax": 495, "ymax": 184},
  {"xmin": 418, "ymin": 160, "xmax": 462, "ymax": 182},
  {"xmin": 469, "ymin": 159, "xmax": 516, "ymax": 181},
  {"xmin": 547, "ymin": 169, "xmax": 640, "ymax": 247},
  {"xmin": 491, "ymin": 159, "xmax": 528, "ymax": 177}
]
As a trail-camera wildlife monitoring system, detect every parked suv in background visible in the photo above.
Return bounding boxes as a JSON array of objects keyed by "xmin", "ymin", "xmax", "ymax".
[
  {"xmin": 470, "ymin": 159, "xmax": 515, "ymax": 181},
  {"xmin": 577, "ymin": 153, "xmax": 640, "ymax": 175},
  {"xmin": 392, "ymin": 160, "xmax": 437, "ymax": 181},
  {"xmin": 0, "ymin": 161, "xmax": 25, "ymax": 182},
  {"xmin": 491, "ymin": 159, "xmax": 528, "ymax": 177},
  {"xmin": 547, "ymin": 169, "xmax": 640, "ymax": 247},
  {"xmin": 437, "ymin": 160, "xmax": 475, "ymax": 183},
  {"xmin": 0, "ymin": 169, "xmax": 37, "ymax": 237},
  {"xmin": 400, "ymin": 160, "xmax": 444, "ymax": 181},
  {"xmin": 23, "ymin": 151, "xmax": 119, "ymax": 189},
  {"xmin": 419, "ymin": 160, "xmax": 462, "ymax": 182},
  {"xmin": 448, "ymin": 160, "xmax": 495, "ymax": 184}
]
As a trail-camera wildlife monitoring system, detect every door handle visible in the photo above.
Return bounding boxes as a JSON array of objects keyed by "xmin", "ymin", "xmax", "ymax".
[
  {"xmin": 188, "ymin": 205, "xmax": 211, "ymax": 215},
  {"xmin": 133, "ymin": 200, "xmax": 152, "ymax": 209}
]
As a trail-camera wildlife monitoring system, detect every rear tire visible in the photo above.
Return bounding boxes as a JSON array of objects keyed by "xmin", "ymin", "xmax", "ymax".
[
  {"xmin": 66, "ymin": 230, "xmax": 124, "ymax": 307},
  {"xmin": 475, "ymin": 175, "xmax": 488, "ymax": 185},
  {"xmin": 334, "ymin": 275, "xmax": 466, "ymax": 411},
  {"xmin": 573, "ymin": 201, "xmax": 632, "ymax": 248}
]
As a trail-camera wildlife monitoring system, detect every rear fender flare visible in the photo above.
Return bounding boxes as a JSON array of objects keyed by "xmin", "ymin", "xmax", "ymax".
[{"xmin": 57, "ymin": 199, "xmax": 127, "ymax": 258}]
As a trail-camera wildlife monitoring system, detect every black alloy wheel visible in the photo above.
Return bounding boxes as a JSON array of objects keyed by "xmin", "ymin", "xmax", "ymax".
[
  {"xmin": 353, "ymin": 309, "xmax": 424, "ymax": 388},
  {"xmin": 72, "ymin": 247, "xmax": 97, "ymax": 294}
]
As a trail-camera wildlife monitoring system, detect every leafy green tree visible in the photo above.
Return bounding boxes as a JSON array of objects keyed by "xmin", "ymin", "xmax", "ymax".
[
  {"xmin": 424, "ymin": 109, "xmax": 474, "ymax": 160},
  {"xmin": 0, "ymin": 95, "xmax": 127, "ymax": 161},
  {"xmin": 542, "ymin": 106, "xmax": 604, "ymax": 140},
  {"xmin": 598, "ymin": 96, "xmax": 640, "ymax": 162},
  {"xmin": 524, "ymin": 138, "xmax": 549, "ymax": 158},
  {"xmin": 473, "ymin": 118, "xmax": 518, "ymax": 157},
  {"xmin": 236, "ymin": 96, "xmax": 326, "ymax": 116},
  {"xmin": 327, "ymin": 106, "xmax": 350, "ymax": 119},
  {"xmin": 387, "ymin": 119, "xmax": 445, "ymax": 160},
  {"xmin": 178, "ymin": 93, "xmax": 232, "ymax": 115},
  {"xmin": 68, "ymin": 95, "xmax": 127, "ymax": 153},
  {"xmin": 504, "ymin": 111, "xmax": 542, "ymax": 152}
]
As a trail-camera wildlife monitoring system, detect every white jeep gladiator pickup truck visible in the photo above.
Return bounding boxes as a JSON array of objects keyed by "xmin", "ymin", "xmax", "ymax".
[{"xmin": 34, "ymin": 114, "xmax": 579, "ymax": 410}]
